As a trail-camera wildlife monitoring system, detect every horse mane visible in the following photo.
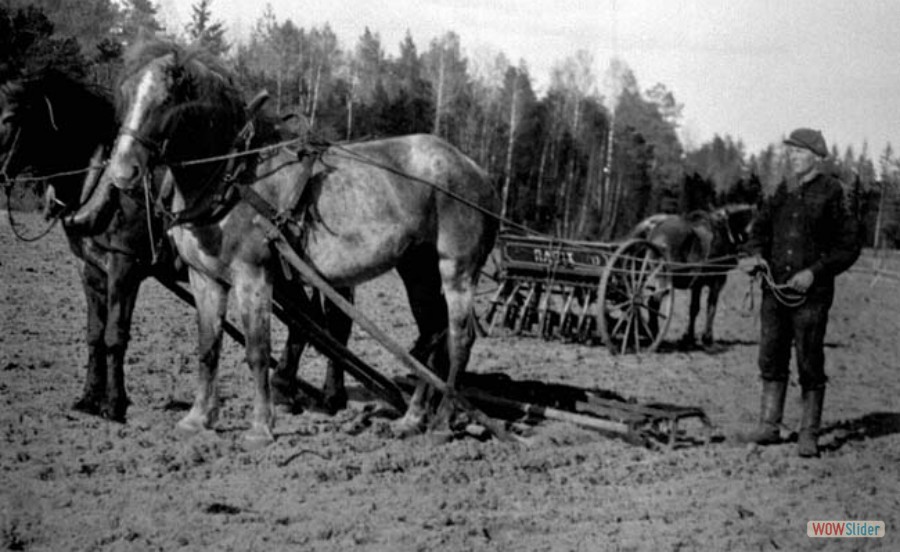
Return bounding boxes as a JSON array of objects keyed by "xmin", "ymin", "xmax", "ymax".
[
  {"xmin": 685, "ymin": 209, "xmax": 712, "ymax": 225},
  {"xmin": 38, "ymin": 70, "xmax": 116, "ymax": 133},
  {"xmin": 630, "ymin": 213, "xmax": 672, "ymax": 240},
  {"xmin": 118, "ymin": 37, "xmax": 246, "ymax": 141}
]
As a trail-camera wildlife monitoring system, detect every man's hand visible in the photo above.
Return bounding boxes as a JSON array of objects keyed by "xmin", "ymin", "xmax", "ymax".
[
  {"xmin": 787, "ymin": 269, "xmax": 814, "ymax": 292},
  {"xmin": 740, "ymin": 256, "xmax": 768, "ymax": 277}
]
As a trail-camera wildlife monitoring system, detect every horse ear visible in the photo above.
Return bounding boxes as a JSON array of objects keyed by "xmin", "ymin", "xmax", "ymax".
[
  {"xmin": 280, "ymin": 111, "xmax": 311, "ymax": 139},
  {"xmin": 247, "ymin": 90, "xmax": 269, "ymax": 115},
  {"xmin": 42, "ymin": 95, "xmax": 59, "ymax": 131}
]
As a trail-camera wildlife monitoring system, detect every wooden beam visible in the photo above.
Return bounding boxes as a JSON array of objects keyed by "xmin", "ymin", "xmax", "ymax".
[
  {"xmin": 255, "ymin": 214, "xmax": 514, "ymax": 442},
  {"xmin": 462, "ymin": 386, "xmax": 632, "ymax": 436},
  {"xmin": 154, "ymin": 276, "xmax": 329, "ymax": 406}
]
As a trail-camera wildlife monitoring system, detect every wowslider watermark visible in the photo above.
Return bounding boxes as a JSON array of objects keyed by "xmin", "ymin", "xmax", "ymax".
[{"xmin": 807, "ymin": 521, "xmax": 885, "ymax": 538}]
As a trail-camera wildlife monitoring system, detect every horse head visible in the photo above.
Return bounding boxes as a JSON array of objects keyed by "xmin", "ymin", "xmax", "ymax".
[
  {"xmin": 715, "ymin": 204, "xmax": 756, "ymax": 249},
  {"xmin": 0, "ymin": 77, "xmax": 45, "ymax": 179},
  {"xmin": 1, "ymin": 71, "xmax": 116, "ymax": 220},
  {"xmin": 107, "ymin": 39, "xmax": 246, "ymax": 195}
]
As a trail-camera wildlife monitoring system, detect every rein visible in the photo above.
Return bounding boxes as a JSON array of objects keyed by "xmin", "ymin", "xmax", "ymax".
[
  {"xmin": 1, "ymin": 108, "xmax": 108, "ymax": 242},
  {"xmin": 141, "ymin": 172, "xmax": 160, "ymax": 263},
  {"xmin": 154, "ymin": 136, "xmax": 753, "ymax": 277},
  {"xmin": 108, "ymin": 87, "xmax": 763, "ymax": 283},
  {"xmin": 2, "ymin": 128, "xmax": 59, "ymax": 242},
  {"xmin": 2, "ymin": 166, "xmax": 110, "ymax": 243},
  {"xmin": 119, "ymin": 127, "xmax": 167, "ymax": 161},
  {"xmin": 752, "ymin": 264, "xmax": 807, "ymax": 307},
  {"xmin": 3, "ymin": 181, "xmax": 60, "ymax": 242}
]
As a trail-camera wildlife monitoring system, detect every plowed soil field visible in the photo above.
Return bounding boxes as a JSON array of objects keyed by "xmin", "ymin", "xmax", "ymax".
[{"xmin": 2, "ymin": 212, "xmax": 898, "ymax": 551}]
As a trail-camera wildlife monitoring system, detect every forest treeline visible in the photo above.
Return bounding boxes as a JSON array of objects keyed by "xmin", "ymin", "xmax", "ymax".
[{"xmin": 3, "ymin": 0, "xmax": 898, "ymax": 246}]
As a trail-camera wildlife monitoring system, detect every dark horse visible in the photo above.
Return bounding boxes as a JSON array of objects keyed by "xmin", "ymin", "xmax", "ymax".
[
  {"xmin": 631, "ymin": 205, "xmax": 755, "ymax": 347},
  {"xmin": 99, "ymin": 39, "xmax": 499, "ymax": 447},
  {"xmin": 0, "ymin": 70, "xmax": 179, "ymax": 421}
]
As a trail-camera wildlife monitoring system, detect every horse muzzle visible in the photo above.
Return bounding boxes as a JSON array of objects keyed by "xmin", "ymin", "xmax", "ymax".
[
  {"xmin": 63, "ymin": 174, "xmax": 117, "ymax": 235},
  {"xmin": 107, "ymin": 152, "xmax": 148, "ymax": 192}
]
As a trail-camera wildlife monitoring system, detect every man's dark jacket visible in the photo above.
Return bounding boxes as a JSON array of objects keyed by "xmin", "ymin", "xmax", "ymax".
[{"xmin": 746, "ymin": 172, "xmax": 861, "ymax": 290}]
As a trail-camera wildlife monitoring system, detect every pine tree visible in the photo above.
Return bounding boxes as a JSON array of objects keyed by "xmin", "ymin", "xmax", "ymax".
[
  {"xmin": 185, "ymin": 0, "xmax": 228, "ymax": 57},
  {"xmin": 0, "ymin": 4, "xmax": 87, "ymax": 80},
  {"xmin": 119, "ymin": 0, "xmax": 164, "ymax": 47}
]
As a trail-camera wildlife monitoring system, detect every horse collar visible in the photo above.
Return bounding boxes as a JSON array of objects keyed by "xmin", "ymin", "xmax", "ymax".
[{"xmin": 168, "ymin": 175, "xmax": 241, "ymax": 229}]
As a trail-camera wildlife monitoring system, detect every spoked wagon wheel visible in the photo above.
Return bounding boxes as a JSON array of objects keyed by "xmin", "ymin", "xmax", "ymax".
[{"xmin": 598, "ymin": 238, "xmax": 674, "ymax": 354}]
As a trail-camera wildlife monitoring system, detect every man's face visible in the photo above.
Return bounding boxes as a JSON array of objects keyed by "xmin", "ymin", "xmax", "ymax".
[{"xmin": 786, "ymin": 145, "xmax": 819, "ymax": 178}]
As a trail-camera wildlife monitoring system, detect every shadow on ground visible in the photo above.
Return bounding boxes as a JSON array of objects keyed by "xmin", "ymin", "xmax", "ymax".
[{"xmin": 819, "ymin": 412, "xmax": 900, "ymax": 452}]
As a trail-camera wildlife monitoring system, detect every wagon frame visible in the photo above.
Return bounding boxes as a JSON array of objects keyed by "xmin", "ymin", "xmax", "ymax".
[{"xmin": 484, "ymin": 232, "xmax": 676, "ymax": 354}]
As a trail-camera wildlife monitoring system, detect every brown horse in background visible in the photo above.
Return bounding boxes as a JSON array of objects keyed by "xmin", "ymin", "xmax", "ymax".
[
  {"xmin": 631, "ymin": 205, "xmax": 755, "ymax": 348},
  {"xmin": 0, "ymin": 70, "xmax": 181, "ymax": 421},
  {"xmin": 101, "ymin": 38, "xmax": 499, "ymax": 447}
]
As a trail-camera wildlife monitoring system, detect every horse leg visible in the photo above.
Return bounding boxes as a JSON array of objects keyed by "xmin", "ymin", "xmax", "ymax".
[
  {"xmin": 271, "ymin": 324, "xmax": 309, "ymax": 413},
  {"xmin": 233, "ymin": 265, "xmax": 275, "ymax": 448},
  {"xmin": 701, "ymin": 279, "xmax": 723, "ymax": 347},
  {"xmin": 270, "ymin": 289, "xmax": 353, "ymax": 415},
  {"xmin": 321, "ymin": 289, "xmax": 353, "ymax": 414},
  {"xmin": 99, "ymin": 252, "xmax": 143, "ymax": 422},
  {"xmin": 681, "ymin": 285, "xmax": 701, "ymax": 348},
  {"xmin": 177, "ymin": 268, "xmax": 227, "ymax": 434},
  {"xmin": 72, "ymin": 257, "xmax": 108, "ymax": 415},
  {"xmin": 393, "ymin": 245, "xmax": 449, "ymax": 436},
  {"xmin": 432, "ymin": 256, "xmax": 479, "ymax": 431}
]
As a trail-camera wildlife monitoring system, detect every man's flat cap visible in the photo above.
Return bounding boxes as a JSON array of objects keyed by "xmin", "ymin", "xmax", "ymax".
[{"xmin": 784, "ymin": 128, "xmax": 828, "ymax": 158}]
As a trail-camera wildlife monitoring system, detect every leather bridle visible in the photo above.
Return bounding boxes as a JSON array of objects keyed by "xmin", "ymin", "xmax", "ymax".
[{"xmin": 118, "ymin": 126, "xmax": 168, "ymax": 166}]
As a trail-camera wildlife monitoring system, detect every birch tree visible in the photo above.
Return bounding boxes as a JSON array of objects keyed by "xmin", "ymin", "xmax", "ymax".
[
  {"xmin": 548, "ymin": 50, "xmax": 598, "ymax": 237},
  {"xmin": 345, "ymin": 27, "xmax": 384, "ymax": 138},
  {"xmin": 874, "ymin": 143, "xmax": 896, "ymax": 249},
  {"xmin": 303, "ymin": 25, "xmax": 339, "ymax": 127},
  {"xmin": 423, "ymin": 32, "xmax": 467, "ymax": 140}
]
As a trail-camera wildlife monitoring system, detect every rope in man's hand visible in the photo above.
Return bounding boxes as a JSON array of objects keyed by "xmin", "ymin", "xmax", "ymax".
[{"xmin": 740, "ymin": 257, "xmax": 807, "ymax": 308}]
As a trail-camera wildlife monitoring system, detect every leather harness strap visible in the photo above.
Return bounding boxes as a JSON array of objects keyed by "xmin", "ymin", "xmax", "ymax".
[{"xmin": 235, "ymin": 180, "xmax": 306, "ymax": 281}]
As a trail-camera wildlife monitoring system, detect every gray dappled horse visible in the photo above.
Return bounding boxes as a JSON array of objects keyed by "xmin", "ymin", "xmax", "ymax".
[
  {"xmin": 0, "ymin": 70, "xmax": 180, "ymax": 421},
  {"xmin": 631, "ymin": 205, "xmax": 755, "ymax": 347},
  {"xmin": 101, "ymin": 39, "xmax": 499, "ymax": 447}
]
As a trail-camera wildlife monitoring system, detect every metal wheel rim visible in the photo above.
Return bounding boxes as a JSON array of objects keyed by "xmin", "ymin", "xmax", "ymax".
[{"xmin": 598, "ymin": 238, "xmax": 674, "ymax": 354}]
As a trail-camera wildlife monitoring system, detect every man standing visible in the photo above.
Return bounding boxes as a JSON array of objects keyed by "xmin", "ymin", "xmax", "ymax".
[{"xmin": 742, "ymin": 128, "xmax": 861, "ymax": 457}]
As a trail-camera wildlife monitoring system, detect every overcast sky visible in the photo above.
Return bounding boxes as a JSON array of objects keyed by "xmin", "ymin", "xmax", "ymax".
[{"xmin": 159, "ymin": 0, "xmax": 900, "ymax": 159}]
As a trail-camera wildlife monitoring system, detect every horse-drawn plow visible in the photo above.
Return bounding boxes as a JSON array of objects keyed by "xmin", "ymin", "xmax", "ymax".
[
  {"xmin": 248, "ymin": 206, "xmax": 710, "ymax": 448},
  {"xmin": 484, "ymin": 233, "xmax": 676, "ymax": 354},
  {"xmin": 152, "ymin": 222, "xmax": 709, "ymax": 448}
]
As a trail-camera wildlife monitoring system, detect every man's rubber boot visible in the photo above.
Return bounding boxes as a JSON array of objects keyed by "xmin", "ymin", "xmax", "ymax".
[
  {"xmin": 740, "ymin": 379, "xmax": 787, "ymax": 444},
  {"xmin": 798, "ymin": 387, "xmax": 825, "ymax": 458}
]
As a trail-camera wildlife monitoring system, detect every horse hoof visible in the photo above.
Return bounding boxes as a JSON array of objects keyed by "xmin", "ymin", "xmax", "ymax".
[
  {"xmin": 271, "ymin": 381, "xmax": 297, "ymax": 407},
  {"xmin": 678, "ymin": 337, "xmax": 697, "ymax": 350},
  {"xmin": 322, "ymin": 394, "xmax": 348, "ymax": 416},
  {"xmin": 274, "ymin": 401, "xmax": 302, "ymax": 416},
  {"xmin": 175, "ymin": 415, "xmax": 208, "ymax": 435},
  {"xmin": 242, "ymin": 428, "xmax": 275, "ymax": 451},
  {"xmin": 429, "ymin": 429, "xmax": 455, "ymax": 445},
  {"xmin": 99, "ymin": 404, "xmax": 127, "ymax": 424},
  {"xmin": 391, "ymin": 416, "xmax": 425, "ymax": 439},
  {"xmin": 72, "ymin": 396, "xmax": 102, "ymax": 416}
]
